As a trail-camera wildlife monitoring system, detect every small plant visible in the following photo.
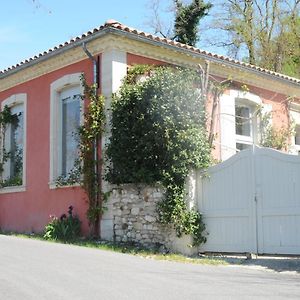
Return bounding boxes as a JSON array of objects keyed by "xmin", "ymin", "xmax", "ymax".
[{"xmin": 44, "ymin": 206, "xmax": 81, "ymax": 241}]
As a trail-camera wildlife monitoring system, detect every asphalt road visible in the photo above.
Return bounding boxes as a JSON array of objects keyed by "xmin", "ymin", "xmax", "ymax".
[{"xmin": 1, "ymin": 235, "xmax": 300, "ymax": 300}]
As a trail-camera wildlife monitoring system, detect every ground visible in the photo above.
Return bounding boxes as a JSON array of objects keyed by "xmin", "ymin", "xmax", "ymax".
[{"xmin": 1, "ymin": 235, "xmax": 300, "ymax": 299}]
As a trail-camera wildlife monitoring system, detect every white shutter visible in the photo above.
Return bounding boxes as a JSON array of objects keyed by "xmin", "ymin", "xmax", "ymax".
[{"xmin": 219, "ymin": 94, "xmax": 236, "ymax": 160}]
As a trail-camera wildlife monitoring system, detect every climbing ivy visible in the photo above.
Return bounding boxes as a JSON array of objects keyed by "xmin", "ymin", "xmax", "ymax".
[
  {"xmin": 78, "ymin": 74, "xmax": 106, "ymax": 234},
  {"xmin": 55, "ymin": 75, "xmax": 106, "ymax": 236},
  {"xmin": 106, "ymin": 66, "xmax": 211, "ymax": 246},
  {"xmin": 0, "ymin": 105, "xmax": 23, "ymax": 188}
]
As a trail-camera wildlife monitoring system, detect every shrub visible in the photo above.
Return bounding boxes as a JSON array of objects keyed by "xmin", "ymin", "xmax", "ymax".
[
  {"xmin": 44, "ymin": 206, "xmax": 81, "ymax": 241},
  {"xmin": 106, "ymin": 66, "xmax": 211, "ymax": 246}
]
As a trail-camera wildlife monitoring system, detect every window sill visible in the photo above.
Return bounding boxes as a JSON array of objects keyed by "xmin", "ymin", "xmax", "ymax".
[
  {"xmin": 49, "ymin": 182, "xmax": 81, "ymax": 190},
  {"xmin": 0, "ymin": 186, "xmax": 26, "ymax": 194}
]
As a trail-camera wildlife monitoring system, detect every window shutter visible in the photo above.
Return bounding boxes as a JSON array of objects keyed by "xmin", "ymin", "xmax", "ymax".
[{"xmin": 219, "ymin": 94, "xmax": 236, "ymax": 160}]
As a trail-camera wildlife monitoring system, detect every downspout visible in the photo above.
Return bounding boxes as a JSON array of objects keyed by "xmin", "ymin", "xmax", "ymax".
[{"xmin": 82, "ymin": 42, "xmax": 101, "ymax": 237}]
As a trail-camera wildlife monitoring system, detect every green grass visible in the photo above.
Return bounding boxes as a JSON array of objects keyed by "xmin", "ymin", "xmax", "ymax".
[{"xmin": 0, "ymin": 231, "xmax": 228, "ymax": 266}]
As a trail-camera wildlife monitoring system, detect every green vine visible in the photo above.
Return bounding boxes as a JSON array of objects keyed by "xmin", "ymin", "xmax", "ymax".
[
  {"xmin": 0, "ymin": 105, "xmax": 23, "ymax": 188},
  {"xmin": 78, "ymin": 75, "xmax": 106, "ymax": 232},
  {"xmin": 55, "ymin": 75, "xmax": 107, "ymax": 236},
  {"xmin": 106, "ymin": 65, "xmax": 211, "ymax": 246}
]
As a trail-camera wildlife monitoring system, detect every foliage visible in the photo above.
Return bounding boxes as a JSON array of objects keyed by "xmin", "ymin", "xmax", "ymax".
[
  {"xmin": 106, "ymin": 66, "xmax": 211, "ymax": 246},
  {"xmin": 174, "ymin": 0, "xmax": 212, "ymax": 46},
  {"xmin": 125, "ymin": 64, "xmax": 157, "ymax": 84},
  {"xmin": 78, "ymin": 75, "xmax": 106, "ymax": 231},
  {"xmin": 55, "ymin": 75, "xmax": 106, "ymax": 236},
  {"xmin": 44, "ymin": 206, "xmax": 81, "ymax": 241},
  {"xmin": 207, "ymin": 0, "xmax": 300, "ymax": 77},
  {"xmin": 258, "ymin": 107, "xmax": 294, "ymax": 151},
  {"xmin": 0, "ymin": 106, "xmax": 23, "ymax": 188},
  {"xmin": 146, "ymin": 0, "xmax": 212, "ymax": 47}
]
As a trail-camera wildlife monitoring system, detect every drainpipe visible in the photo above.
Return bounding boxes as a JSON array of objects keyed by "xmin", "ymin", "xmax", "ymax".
[
  {"xmin": 82, "ymin": 42, "xmax": 98, "ymax": 88},
  {"xmin": 82, "ymin": 42, "xmax": 100, "ymax": 237}
]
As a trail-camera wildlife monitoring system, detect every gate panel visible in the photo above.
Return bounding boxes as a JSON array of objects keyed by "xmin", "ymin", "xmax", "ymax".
[
  {"xmin": 198, "ymin": 149, "xmax": 257, "ymax": 253},
  {"xmin": 255, "ymin": 148, "xmax": 300, "ymax": 254}
]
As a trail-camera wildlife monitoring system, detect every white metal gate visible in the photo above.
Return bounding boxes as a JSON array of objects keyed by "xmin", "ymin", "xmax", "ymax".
[{"xmin": 198, "ymin": 147, "xmax": 300, "ymax": 255}]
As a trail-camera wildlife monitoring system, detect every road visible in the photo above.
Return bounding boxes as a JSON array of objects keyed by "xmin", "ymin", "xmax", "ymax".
[{"xmin": 0, "ymin": 235, "xmax": 299, "ymax": 299}]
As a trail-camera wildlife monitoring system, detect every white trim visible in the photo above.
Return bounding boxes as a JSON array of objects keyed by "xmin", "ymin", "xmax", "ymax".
[
  {"xmin": 0, "ymin": 93, "xmax": 27, "ymax": 192},
  {"xmin": 48, "ymin": 182, "xmax": 80, "ymax": 190},
  {"xmin": 220, "ymin": 90, "xmax": 262, "ymax": 160},
  {"xmin": 100, "ymin": 49, "xmax": 127, "ymax": 241},
  {"xmin": 49, "ymin": 73, "xmax": 83, "ymax": 188},
  {"xmin": 0, "ymin": 186, "xmax": 26, "ymax": 194},
  {"xmin": 290, "ymin": 106, "xmax": 300, "ymax": 154},
  {"xmin": 230, "ymin": 90, "xmax": 262, "ymax": 106}
]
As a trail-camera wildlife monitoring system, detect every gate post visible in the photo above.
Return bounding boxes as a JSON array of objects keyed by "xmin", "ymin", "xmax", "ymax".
[{"xmin": 252, "ymin": 145, "xmax": 259, "ymax": 254}]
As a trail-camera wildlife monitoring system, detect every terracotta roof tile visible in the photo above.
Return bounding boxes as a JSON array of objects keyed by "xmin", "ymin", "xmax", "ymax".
[{"xmin": 1, "ymin": 19, "xmax": 300, "ymax": 85}]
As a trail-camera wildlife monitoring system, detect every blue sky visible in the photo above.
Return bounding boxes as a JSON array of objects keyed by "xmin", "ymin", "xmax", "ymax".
[{"xmin": 0, "ymin": 0, "xmax": 222, "ymax": 71}]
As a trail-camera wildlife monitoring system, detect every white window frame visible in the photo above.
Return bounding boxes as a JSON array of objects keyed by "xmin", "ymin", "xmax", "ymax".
[
  {"xmin": 49, "ymin": 73, "xmax": 84, "ymax": 189},
  {"xmin": 289, "ymin": 102, "xmax": 300, "ymax": 155},
  {"xmin": 232, "ymin": 91, "xmax": 261, "ymax": 153},
  {"xmin": 0, "ymin": 93, "xmax": 27, "ymax": 194},
  {"xmin": 235, "ymin": 99, "xmax": 256, "ymax": 150}
]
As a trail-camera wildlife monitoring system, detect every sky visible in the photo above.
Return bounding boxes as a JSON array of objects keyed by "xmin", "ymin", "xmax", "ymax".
[{"xmin": 0, "ymin": 0, "xmax": 223, "ymax": 71}]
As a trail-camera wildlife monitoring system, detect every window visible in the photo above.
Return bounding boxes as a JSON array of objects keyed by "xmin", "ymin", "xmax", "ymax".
[
  {"xmin": 0, "ymin": 94, "xmax": 26, "ymax": 192},
  {"xmin": 49, "ymin": 73, "xmax": 83, "ymax": 188},
  {"xmin": 60, "ymin": 87, "xmax": 81, "ymax": 176},
  {"xmin": 220, "ymin": 90, "xmax": 262, "ymax": 160},
  {"xmin": 235, "ymin": 101, "xmax": 256, "ymax": 152}
]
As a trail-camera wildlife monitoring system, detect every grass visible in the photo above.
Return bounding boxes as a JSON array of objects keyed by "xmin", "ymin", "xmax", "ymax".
[{"xmin": 0, "ymin": 231, "xmax": 228, "ymax": 266}]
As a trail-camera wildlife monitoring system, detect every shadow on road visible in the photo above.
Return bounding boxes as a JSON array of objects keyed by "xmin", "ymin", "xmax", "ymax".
[
  {"xmin": 239, "ymin": 257, "xmax": 300, "ymax": 274},
  {"xmin": 212, "ymin": 255, "xmax": 300, "ymax": 274}
]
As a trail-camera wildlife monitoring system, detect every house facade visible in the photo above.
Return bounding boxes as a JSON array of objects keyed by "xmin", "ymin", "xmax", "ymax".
[{"xmin": 0, "ymin": 20, "xmax": 300, "ymax": 238}]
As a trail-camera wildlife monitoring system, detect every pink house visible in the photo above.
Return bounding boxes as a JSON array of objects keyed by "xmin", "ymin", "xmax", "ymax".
[{"xmin": 0, "ymin": 20, "xmax": 300, "ymax": 236}]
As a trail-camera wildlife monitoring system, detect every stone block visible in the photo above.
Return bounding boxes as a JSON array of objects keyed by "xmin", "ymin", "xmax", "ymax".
[
  {"xmin": 131, "ymin": 207, "xmax": 140, "ymax": 215},
  {"xmin": 145, "ymin": 215, "xmax": 156, "ymax": 223}
]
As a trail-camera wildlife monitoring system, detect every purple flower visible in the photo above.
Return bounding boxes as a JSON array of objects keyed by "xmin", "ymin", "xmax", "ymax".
[{"xmin": 60, "ymin": 214, "xmax": 67, "ymax": 221}]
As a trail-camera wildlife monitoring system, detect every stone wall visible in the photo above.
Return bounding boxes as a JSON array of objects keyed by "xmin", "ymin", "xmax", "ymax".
[{"xmin": 111, "ymin": 185, "xmax": 173, "ymax": 250}]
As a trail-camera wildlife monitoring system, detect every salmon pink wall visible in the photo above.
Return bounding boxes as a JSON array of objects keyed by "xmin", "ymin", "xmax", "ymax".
[
  {"xmin": 127, "ymin": 54, "xmax": 291, "ymax": 161},
  {"xmin": 0, "ymin": 58, "xmax": 98, "ymax": 235},
  {"xmin": 208, "ymin": 81, "xmax": 291, "ymax": 161},
  {"xmin": 127, "ymin": 53, "xmax": 168, "ymax": 66}
]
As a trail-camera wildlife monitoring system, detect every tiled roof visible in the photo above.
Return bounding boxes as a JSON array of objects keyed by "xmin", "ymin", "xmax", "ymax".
[{"xmin": 1, "ymin": 19, "xmax": 300, "ymax": 85}]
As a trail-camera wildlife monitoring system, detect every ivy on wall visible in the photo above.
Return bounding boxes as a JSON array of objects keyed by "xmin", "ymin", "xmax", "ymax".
[
  {"xmin": 0, "ymin": 106, "xmax": 23, "ymax": 188},
  {"xmin": 56, "ymin": 75, "xmax": 106, "ymax": 237},
  {"xmin": 106, "ymin": 65, "xmax": 212, "ymax": 245}
]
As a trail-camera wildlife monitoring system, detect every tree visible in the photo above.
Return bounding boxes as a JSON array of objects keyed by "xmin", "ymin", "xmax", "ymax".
[
  {"xmin": 207, "ymin": 0, "xmax": 300, "ymax": 77},
  {"xmin": 174, "ymin": 0, "xmax": 212, "ymax": 45},
  {"xmin": 147, "ymin": 0, "xmax": 212, "ymax": 46}
]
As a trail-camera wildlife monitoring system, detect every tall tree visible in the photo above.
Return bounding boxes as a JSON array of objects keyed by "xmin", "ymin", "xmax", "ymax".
[
  {"xmin": 147, "ymin": 0, "xmax": 212, "ymax": 47},
  {"xmin": 207, "ymin": 0, "xmax": 300, "ymax": 77},
  {"xmin": 174, "ymin": 0, "xmax": 212, "ymax": 46}
]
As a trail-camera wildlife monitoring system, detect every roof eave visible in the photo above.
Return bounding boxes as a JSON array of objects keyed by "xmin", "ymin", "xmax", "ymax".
[{"xmin": 107, "ymin": 27, "xmax": 300, "ymax": 89}]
